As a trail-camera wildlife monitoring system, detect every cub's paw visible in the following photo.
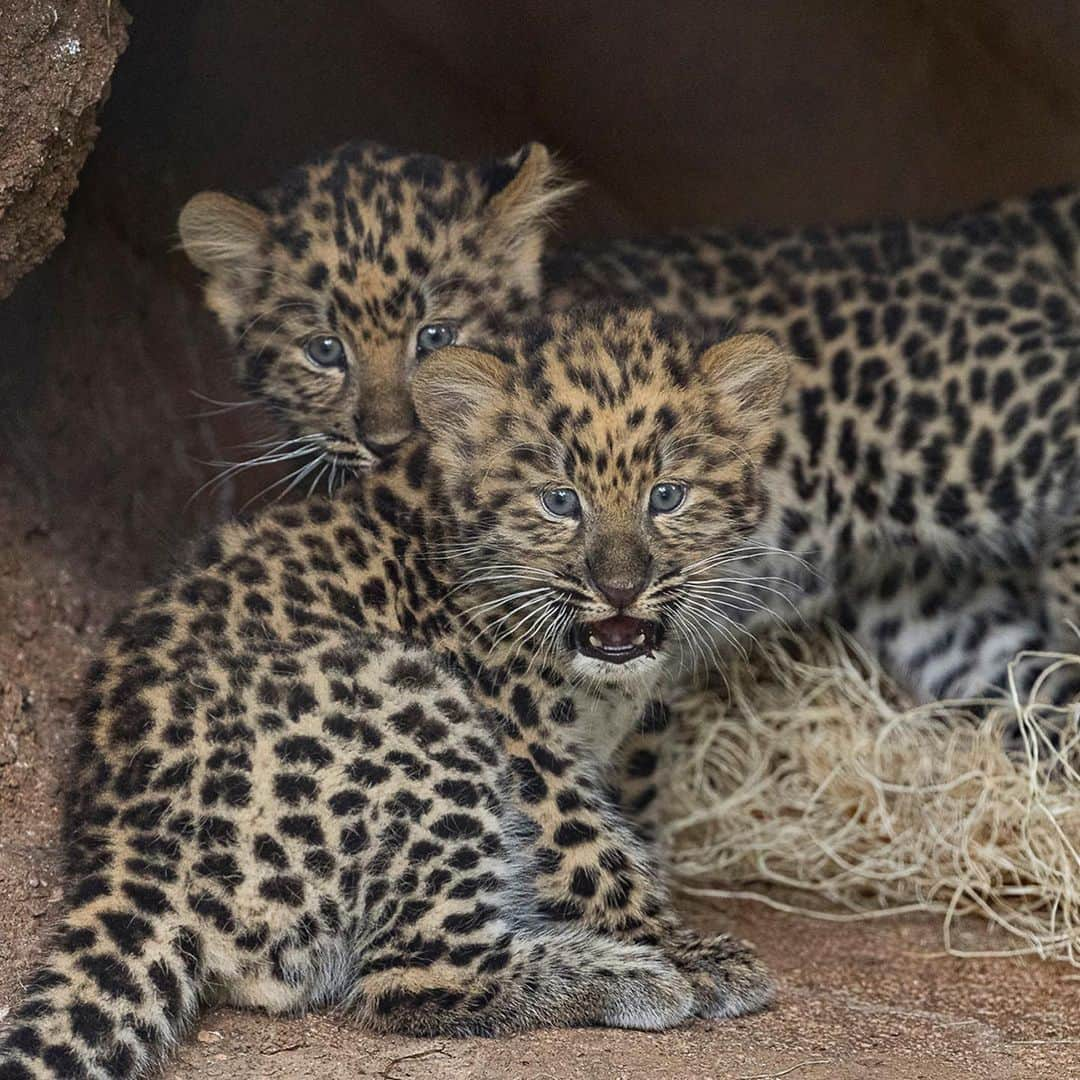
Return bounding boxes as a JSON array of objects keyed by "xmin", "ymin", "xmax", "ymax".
[
  {"xmin": 597, "ymin": 948, "xmax": 698, "ymax": 1031},
  {"xmin": 664, "ymin": 928, "xmax": 774, "ymax": 1019}
]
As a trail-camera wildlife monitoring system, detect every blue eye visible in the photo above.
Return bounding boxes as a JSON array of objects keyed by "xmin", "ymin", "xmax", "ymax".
[
  {"xmin": 416, "ymin": 322, "xmax": 458, "ymax": 356},
  {"xmin": 649, "ymin": 482, "xmax": 687, "ymax": 514},
  {"xmin": 305, "ymin": 335, "xmax": 346, "ymax": 369},
  {"xmin": 541, "ymin": 488, "xmax": 581, "ymax": 518}
]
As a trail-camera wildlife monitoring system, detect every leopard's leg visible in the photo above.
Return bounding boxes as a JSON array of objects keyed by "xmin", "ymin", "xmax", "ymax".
[
  {"xmin": 845, "ymin": 552, "xmax": 1080, "ymax": 725},
  {"xmin": 0, "ymin": 862, "xmax": 695, "ymax": 1077},
  {"xmin": 347, "ymin": 920, "xmax": 697, "ymax": 1036},
  {"xmin": 300, "ymin": 744, "xmax": 698, "ymax": 1035},
  {"xmin": 608, "ymin": 700, "xmax": 674, "ymax": 850},
  {"xmin": 509, "ymin": 728, "xmax": 772, "ymax": 1020},
  {"xmin": 1047, "ymin": 522, "xmax": 1080, "ymax": 636}
]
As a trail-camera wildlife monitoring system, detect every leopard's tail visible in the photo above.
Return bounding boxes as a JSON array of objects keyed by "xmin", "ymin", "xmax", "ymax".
[{"xmin": 0, "ymin": 873, "xmax": 204, "ymax": 1080}]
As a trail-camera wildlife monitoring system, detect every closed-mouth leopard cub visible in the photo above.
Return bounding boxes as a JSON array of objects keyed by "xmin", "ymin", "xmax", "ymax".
[
  {"xmin": 179, "ymin": 140, "xmax": 571, "ymax": 469},
  {"xmin": 181, "ymin": 141, "xmax": 1078, "ymax": 714},
  {"xmin": 0, "ymin": 309, "xmax": 785, "ymax": 1079}
]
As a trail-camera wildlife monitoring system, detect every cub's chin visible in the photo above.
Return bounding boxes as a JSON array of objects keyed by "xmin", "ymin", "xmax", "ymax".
[{"xmin": 321, "ymin": 440, "xmax": 377, "ymax": 472}]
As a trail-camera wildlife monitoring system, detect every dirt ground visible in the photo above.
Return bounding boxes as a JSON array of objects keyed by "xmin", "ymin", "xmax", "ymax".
[{"xmin": 1, "ymin": 460, "xmax": 1078, "ymax": 1080}]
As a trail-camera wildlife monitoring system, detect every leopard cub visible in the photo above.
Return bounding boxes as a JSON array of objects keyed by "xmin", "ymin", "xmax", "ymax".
[{"xmin": 0, "ymin": 309, "xmax": 788, "ymax": 1078}]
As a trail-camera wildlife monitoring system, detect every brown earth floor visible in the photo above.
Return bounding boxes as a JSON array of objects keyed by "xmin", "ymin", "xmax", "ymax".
[{"xmin": 2, "ymin": 463, "xmax": 1078, "ymax": 1079}]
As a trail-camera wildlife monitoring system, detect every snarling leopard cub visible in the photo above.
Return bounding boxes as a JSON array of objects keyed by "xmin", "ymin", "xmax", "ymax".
[
  {"xmin": 180, "ymin": 141, "xmax": 1079, "ymax": 712},
  {"xmin": 0, "ymin": 310, "xmax": 783, "ymax": 1079}
]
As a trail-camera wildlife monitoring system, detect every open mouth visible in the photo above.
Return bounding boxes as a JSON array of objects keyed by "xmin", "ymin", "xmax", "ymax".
[{"xmin": 573, "ymin": 616, "xmax": 663, "ymax": 665}]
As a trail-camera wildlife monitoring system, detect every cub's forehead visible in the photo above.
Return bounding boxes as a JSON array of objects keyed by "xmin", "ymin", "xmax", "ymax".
[
  {"xmin": 506, "ymin": 315, "xmax": 699, "ymax": 420},
  {"xmin": 490, "ymin": 315, "xmax": 707, "ymax": 479},
  {"xmin": 261, "ymin": 143, "xmax": 479, "ymax": 225},
  {"xmin": 255, "ymin": 143, "xmax": 485, "ymax": 302}
]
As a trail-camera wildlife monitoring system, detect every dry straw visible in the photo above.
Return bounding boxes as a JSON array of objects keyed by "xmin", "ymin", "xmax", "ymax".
[{"xmin": 664, "ymin": 628, "xmax": 1080, "ymax": 966}]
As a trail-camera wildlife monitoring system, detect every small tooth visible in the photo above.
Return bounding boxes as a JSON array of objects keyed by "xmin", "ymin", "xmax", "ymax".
[
  {"xmin": 633, "ymin": 632, "xmax": 645, "ymax": 645},
  {"xmin": 588, "ymin": 634, "xmax": 602, "ymax": 648}
]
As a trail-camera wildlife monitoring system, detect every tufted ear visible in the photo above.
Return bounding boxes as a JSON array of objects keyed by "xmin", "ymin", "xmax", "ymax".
[
  {"xmin": 699, "ymin": 333, "xmax": 791, "ymax": 427},
  {"xmin": 482, "ymin": 143, "xmax": 578, "ymax": 236},
  {"xmin": 412, "ymin": 346, "xmax": 509, "ymax": 441},
  {"xmin": 178, "ymin": 192, "xmax": 267, "ymax": 277}
]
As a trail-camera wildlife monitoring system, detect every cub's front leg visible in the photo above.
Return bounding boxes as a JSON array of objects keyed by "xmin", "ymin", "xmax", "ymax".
[
  {"xmin": 504, "ymin": 721, "xmax": 772, "ymax": 1020},
  {"xmin": 608, "ymin": 700, "xmax": 673, "ymax": 849}
]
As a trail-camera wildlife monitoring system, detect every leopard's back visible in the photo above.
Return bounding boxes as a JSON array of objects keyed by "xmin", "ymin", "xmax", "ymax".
[
  {"xmin": 548, "ymin": 187, "xmax": 1080, "ymax": 564},
  {"xmin": 545, "ymin": 192, "xmax": 1080, "ymax": 708},
  {"xmin": 56, "ymin": 478, "xmax": 512, "ymax": 1012}
]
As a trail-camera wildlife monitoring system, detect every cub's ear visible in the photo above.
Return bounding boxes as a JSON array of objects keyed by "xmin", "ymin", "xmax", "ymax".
[
  {"xmin": 699, "ymin": 333, "xmax": 791, "ymax": 422},
  {"xmin": 412, "ymin": 347, "xmax": 508, "ymax": 441},
  {"xmin": 178, "ymin": 192, "xmax": 267, "ymax": 277},
  {"xmin": 482, "ymin": 142, "xmax": 578, "ymax": 235}
]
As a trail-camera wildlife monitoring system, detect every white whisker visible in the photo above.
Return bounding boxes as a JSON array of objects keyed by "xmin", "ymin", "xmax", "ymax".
[
  {"xmin": 306, "ymin": 461, "xmax": 330, "ymax": 499},
  {"xmin": 459, "ymin": 587, "xmax": 553, "ymax": 623},
  {"xmin": 240, "ymin": 453, "xmax": 326, "ymax": 512},
  {"xmin": 482, "ymin": 599, "xmax": 560, "ymax": 657},
  {"xmin": 677, "ymin": 596, "xmax": 752, "ymax": 661},
  {"xmin": 688, "ymin": 576, "xmax": 804, "ymax": 619},
  {"xmin": 186, "ymin": 433, "xmax": 328, "ymax": 509}
]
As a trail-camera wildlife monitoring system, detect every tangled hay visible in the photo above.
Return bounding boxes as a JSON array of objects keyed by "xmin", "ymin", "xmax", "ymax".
[{"xmin": 664, "ymin": 628, "xmax": 1080, "ymax": 965}]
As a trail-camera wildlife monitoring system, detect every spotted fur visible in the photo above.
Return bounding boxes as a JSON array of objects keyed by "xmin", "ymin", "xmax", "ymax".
[
  {"xmin": 180, "ymin": 140, "xmax": 573, "ymax": 468},
  {"xmin": 0, "ymin": 311, "xmax": 786, "ymax": 1079},
  {"xmin": 547, "ymin": 186, "xmax": 1080, "ymax": 709},
  {"xmin": 182, "ymin": 145, "xmax": 1079, "ymax": 713}
]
